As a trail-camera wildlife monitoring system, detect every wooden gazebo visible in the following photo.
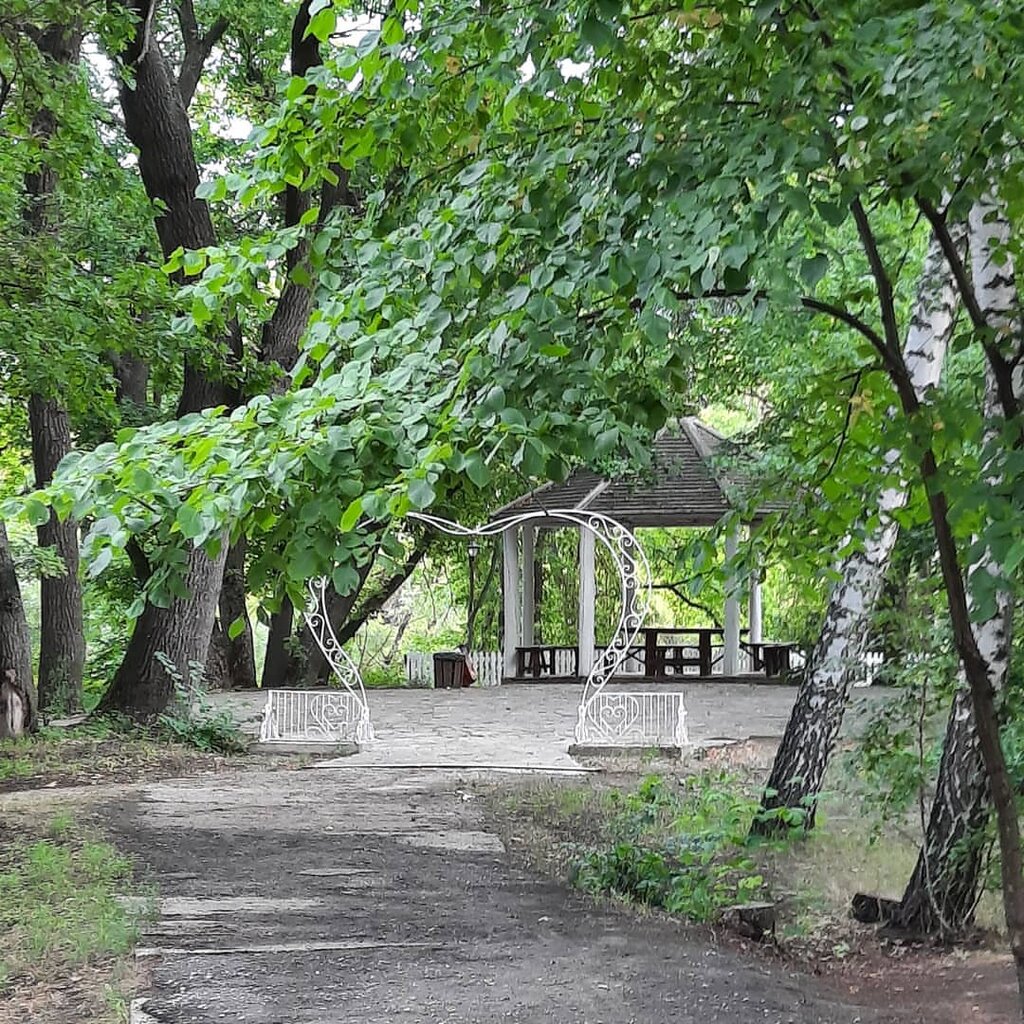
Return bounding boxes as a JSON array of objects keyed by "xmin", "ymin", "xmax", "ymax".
[{"xmin": 493, "ymin": 418, "xmax": 785, "ymax": 683}]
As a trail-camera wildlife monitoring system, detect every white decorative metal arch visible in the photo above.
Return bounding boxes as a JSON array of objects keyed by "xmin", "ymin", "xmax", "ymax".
[
  {"xmin": 259, "ymin": 507, "xmax": 687, "ymax": 749},
  {"xmin": 410, "ymin": 509, "xmax": 687, "ymax": 748}
]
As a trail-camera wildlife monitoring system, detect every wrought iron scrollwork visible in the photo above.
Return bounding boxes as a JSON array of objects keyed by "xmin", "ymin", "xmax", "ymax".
[
  {"xmin": 272, "ymin": 576, "xmax": 374, "ymax": 743},
  {"xmin": 409, "ymin": 509, "xmax": 676, "ymax": 746}
]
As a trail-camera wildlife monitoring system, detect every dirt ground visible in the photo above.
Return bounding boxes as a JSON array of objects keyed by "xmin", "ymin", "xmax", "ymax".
[
  {"xmin": 84, "ymin": 763, "xmax": 969, "ymax": 1024},
  {"xmin": 3, "ymin": 684, "xmax": 1016, "ymax": 1022}
]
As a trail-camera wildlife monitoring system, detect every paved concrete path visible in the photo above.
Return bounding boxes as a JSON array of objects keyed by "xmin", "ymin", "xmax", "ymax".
[
  {"xmin": 115, "ymin": 766, "xmax": 891, "ymax": 1024},
  {"xmin": 213, "ymin": 683, "xmax": 889, "ymax": 770}
]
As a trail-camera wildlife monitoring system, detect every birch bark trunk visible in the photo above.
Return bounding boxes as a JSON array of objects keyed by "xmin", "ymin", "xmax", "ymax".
[
  {"xmin": 897, "ymin": 196, "xmax": 1020, "ymax": 933},
  {"xmin": 753, "ymin": 232, "xmax": 962, "ymax": 836}
]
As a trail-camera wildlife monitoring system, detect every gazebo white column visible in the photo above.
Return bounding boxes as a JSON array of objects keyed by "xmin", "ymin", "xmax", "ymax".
[
  {"xmin": 521, "ymin": 524, "xmax": 536, "ymax": 647},
  {"xmin": 502, "ymin": 527, "xmax": 521, "ymax": 678},
  {"xmin": 577, "ymin": 525, "xmax": 596, "ymax": 676},
  {"xmin": 723, "ymin": 525, "xmax": 741, "ymax": 675},
  {"xmin": 748, "ymin": 565, "xmax": 763, "ymax": 645}
]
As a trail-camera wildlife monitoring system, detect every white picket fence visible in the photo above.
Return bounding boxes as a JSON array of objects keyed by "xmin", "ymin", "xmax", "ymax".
[
  {"xmin": 404, "ymin": 650, "xmax": 503, "ymax": 688},
  {"xmin": 859, "ymin": 650, "xmax": 884, "ymax": 687}
]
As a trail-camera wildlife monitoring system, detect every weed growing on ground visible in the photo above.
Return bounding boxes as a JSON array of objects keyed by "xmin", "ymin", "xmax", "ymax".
[
  {"xmin": 0, "ymin": 755, "xmax": 34, "ymax": 780},
  {"xmin": 0, "ymin": 815, "xmax": 151, "ymax": 999},
  {"xmin": 568, "ymin": 773, "xmax": 799, "ymax": 922},
  {"xmin": 154, "ymin": 653, "xmax": 248, "ymax": 754}
]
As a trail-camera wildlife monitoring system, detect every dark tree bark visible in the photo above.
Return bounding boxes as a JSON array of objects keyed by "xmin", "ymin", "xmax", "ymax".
[
  {"xmin": 915, "ymin": 449, "xmax": 1024, "ymax": 998},
  {"xmin": 252, "ymin": 1, "xmax": 361, "ymax": 685},
  {"xmin": 261, "ymin": 596, "xmax": 300, "ymax": 688},
  {"xmin": 22, "ymin": 23, "xmax": 86, "ymax": 715},
  {"xmin": 0, "ymin": 522, "xmax": 36, "ymax": 734},
  {"xmin": 114, "ymin": 0, "xmax": 239, "ymax": 415},
  {"xmin": 175, "ymin": 0, "xmax": 229, "ymax": 108},
  {"xmin": 218, "ymin": 538, "xmax": 256, "ymax": 688},
  {"xmin": 896, "ymin": 688, "xmax": 991, "ymax": 934},
  {"xmin": 102, "ymin": 0, "xmax": 234, "ymax": 717},
  {"xmin": 259, "ymin": 0, "xmax": 356, "ymax": 381},
  {"xmin": 205, "ymin": 618, "xmax": 231, "ymax": 689},
  {"xmin": 111, "ymin": 351, "xmax": 150, "ymax": 409},
  {"xmin": 28, "ymin": 396, "xmax": 85, "ymax": 713},
  {"xmin": 99, "ymin": 539, "xmax": 228, "ymax": 719}
]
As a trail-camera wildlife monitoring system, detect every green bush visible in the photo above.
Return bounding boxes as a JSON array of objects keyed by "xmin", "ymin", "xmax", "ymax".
[
  {"xmin": 570, "ymin": 772, "xmax": 788, "ymax": 923},
  {"xmin": 156, "ymin": 710, "xmax": 249, "ymax": 754}
]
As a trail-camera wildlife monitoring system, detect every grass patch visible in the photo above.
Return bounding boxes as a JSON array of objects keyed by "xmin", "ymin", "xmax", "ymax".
[
  {"xmin": 0, "ymin": 813, "xmax": 152, "ymax": 1020},
  {"xmin": 0, "ymin": 755, "xmax": 35, "ymax": 781}
]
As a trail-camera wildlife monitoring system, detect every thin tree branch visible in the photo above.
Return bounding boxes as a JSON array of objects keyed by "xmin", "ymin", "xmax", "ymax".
[
  {"xmin": 336, "ymin": 540, "xmax": 431, "ymax": 645},
  {"xmin": 651, "ymin": 581, "xmax": 720, "ymax": 627},
  {"xmin": 669, "ymin": 287, "xmax": 889, "ymax": 354},
  {"xmin": 850, "ymin": 198, "xmax": 901, "ymax": 353},
  {"xmin": 176, "ymin": 0, "xmax": 229, "ymax": 108},
  {"xmin": 817, "ymin": 369, "xmax": 865, "ymax": 485}
]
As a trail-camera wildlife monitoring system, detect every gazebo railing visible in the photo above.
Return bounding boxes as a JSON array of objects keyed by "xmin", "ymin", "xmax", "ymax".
[{"xmin": 404, "ymin": 643, "xmax": 759, "ymax": 683}]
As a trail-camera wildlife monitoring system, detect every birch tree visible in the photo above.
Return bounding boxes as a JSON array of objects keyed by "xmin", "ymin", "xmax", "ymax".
[
  {"xmin": 752, "ymin": 231, "xmax": 962, "ymax": 835},
  {"xmin": 896, "ymin": 195, "xmax": 1021, "ymax": 933}
]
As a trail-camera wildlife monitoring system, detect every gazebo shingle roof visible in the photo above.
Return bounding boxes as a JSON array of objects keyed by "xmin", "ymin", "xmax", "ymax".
[{"xmin": 496, "ymin": 418, "xmax": 772, "ymax": 527}]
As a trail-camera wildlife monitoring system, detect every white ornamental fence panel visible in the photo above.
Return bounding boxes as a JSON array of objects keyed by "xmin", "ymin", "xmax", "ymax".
[
  {"xmin": 575, "ymin": 690, "xmax": 687, "ymax": 748},
  {"xmin": 259, "ymin": 689, "xmax": 373, "ymax": 744}
]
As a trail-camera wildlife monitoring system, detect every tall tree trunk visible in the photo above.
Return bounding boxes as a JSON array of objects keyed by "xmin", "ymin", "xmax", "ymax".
[
  {"xmin": 111, "ymin": 350, "xmax": 150, "ymax": 409},
  {"xmin": 261, "ymin": 596, "xmax": 299, "ymax": 688},
  {"xmin": 260, "ymin": 0, "xmax": 355, "ymax": 380},
  {"xmin": 218, "ymin": 538, "xmax": 256, "ymax": 688},
  {"xmin": 102, "ymin": 0, "xmax": 234, "ymax": 717},
  {"xmin": 897, "ymin": 197, "xmax": 1020, "ymax": 934},
  {"xmin": 230, "ymin": 0, "xmax": 357, "ymax": 685},
  {"xmin": 910, "ymin": 420, "xmax": 1024, "ymax": 1005},
  {"xmin": 873, "ymin": 203, "xmax": 1024, "ymax": 1004},
  {"xmin": 28, "ymin": 396, "xmax": 85, "ymax": 713},
  {"xmin": 114, "ymin": 0, "xmax": 240, "ymax": 414},
  {"xmin": 0, "ymin": 522, "xmax": 36, "ymax": 735},
  {"xmin": 22, "ymin": 24, "xmax": 85, "ymax": 715},
  {"xmin": 98, "ymin": 540, "xmax": 229, "ymax": 720},
  {"xmin": 753, "ymin": 232, "xmax": 961, "ymax": 836}
]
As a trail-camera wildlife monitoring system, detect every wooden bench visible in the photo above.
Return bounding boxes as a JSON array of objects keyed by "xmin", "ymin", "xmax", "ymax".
[
  {"xmin": 745, "ymin": 641, "xmax": 799, "ymax": 677},
  {"xmin": 515, "ymin": 645, "xmax": 579, "ymax": 678}
]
